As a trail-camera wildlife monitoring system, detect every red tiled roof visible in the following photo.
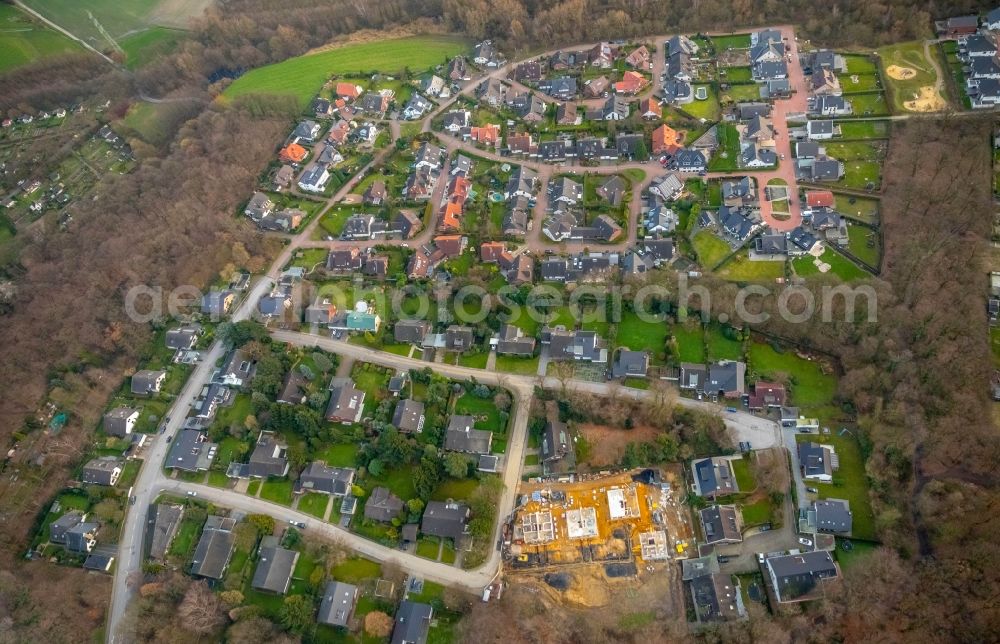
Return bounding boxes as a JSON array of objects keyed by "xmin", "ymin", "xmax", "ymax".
[{"xmin": 806, "ymin": 191, "xmax": 835, "ymax": 208}]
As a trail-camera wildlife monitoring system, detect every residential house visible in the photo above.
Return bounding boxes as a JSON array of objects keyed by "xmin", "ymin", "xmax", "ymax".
[
  {"xmin": 327, "ymin": 247, "xmax": 364, "ymax": 271},
  {"xmin": 639, "ymin": 239, "xmax": 675, "ymax": 264},
  {"xmin": 80, "ymin": 456, "xmax": 123, "ymax": 486},
  {"xmin": 541, "ymin": 420, "xmax": 575, "ymax": 473},
  {"xmin": 680, "ymin": 362, "xmax": 707, "ymax": 392},
  {"xmin": 272, "ymin": 165, "xmax": 294, "ymax": 191},
  {"xmin": 246, "ymin": 431, "xmax": 289, "ymax": 478},
  {"xmin": 584, "ymin": 76, "xmax": 610, "ymax": 98},
  {"xmin": 640, "ymin": 98, "xmax": 662, "ymax": 119},
  {"xmin": 738, "ymin": 102, "xmax": 771, "ymax": 120},
  {"xmin": 721, "ymin": 177, "xmax": 755, "ymax": 205},
  {"xmin": 218, "ymin": 350, "xmax": 254, "ymax": 387},
  {"xmin": 798, "ymin": 441, "xmax": 836, "ymax": 482},
  {"xmin": 602, "ymin": 95, "xmax": 630, "ymax": 120},
  {"xmin": 448, "ymin": 56, "xmax": 469, "ymax": 80},
  {"xmin": 50, "ymin": 511, "xmax": 86, "ymax": 545},
  {"xmin": 493, "ymin": 323, "xmax": 536, "ymax": 356},
  {"xmin": 342, "ymin": 214, "xmax": 374, "ymax": 240},
  {"xmin": 414, "ymin": 143, "xmax": 442, "ymax": 171},
  {"xmin": 395, "ymin": 319, "xmax": 432, "ymax": 344},
  {"xmin": 666, "ymin": 34, "xmax": 699, "ymax": 57},
  {"xmin": 190, "ymin": 516, "xmax": 237, "ymax": 579},
  {"xmin": 392, "ymin": 399, "xmax": 426, "ymax": 433},
  {"xmin": 131, "ymin": 370, "xmax": 166, "ymax": 397},
  {"xmin": 700, "ymin": 505, "xmax": 742, "ymax": 544},
  {"xmin": 363, "ymin": 180, "xmax": 387, "ymax": 206},
  {"xmin": 319, "ymin": 581, "xmax": 358, "ymax": 628},
  {"xmin": 812, "ymin": 95, "xmax": 852, "ymax": 116},
  {"xmin": 675, "ymin": 149, "xmax": 707, "ymax": 172},
  {"xmin": 421, "ymin": 501, "xmax": 470, "ymax": 541},
  {"xmin": 358, "ymin": 92, "xmax": 390, "ymax": 117},
  {"xmin": 298, "ymin": 162, "xmax": 331, "ymax": 192},
  {"xmin": 444, "ymin": 415, "xmax": 493, "ymax": 454},
  {"xmin": 279, "ymin": 143, "xmax": 308, "ymax": 165},
  {"xmin": 473, "ymin": 40, "xmax": 503, "ymax": 67},
  {"xmin": 548, "ymin": 176, "xmax": 583, "ymax": 211},
  {"xmin": 542, "ymin": 326, "xmax": 608, "ymax": 362},
  {"xmin": 806, "ymin": 120, "xmax": 839, "ymax": 140},
  {"xmin": 706, "ymin": 360, "xmax": 746, "ymax": 398},
  {"xmin": 588, "ymin": 42, "xmax": 616, "ymax": 68},
  {"xmin": 765, "ymin": 551, "xmax": 839, "ymax": 603},
  {"xmin": 402, "ymin": 94, "xmax": 433, "ymax": 120},
  {"xmin": 365, "ymin": 487, "xmax": 404, "ymax": 522},
  {"xmin": 335, "ymin": 83, "xmax": 362, "ymax": 100},
  {"xmin": 810, "ymin": 68, "xmax": 841, "ymax": 95},
  {"xmin": 292, "ymin": 120, "xmax": 321, "ymax": 142},
  {"xmin": 252, "ymin": 544, "xmax": 299, "ymax": 595},
  {"xmin": 650, "ymin": 172, "xmax": 684, "ymax": 201},
  {"xmin": 804, "ymin": 50, "xmax": 846, "ymax": 74},
  {"xmin": 616, "ymin": 133, "xmax": 645, "ymax": 159},
  {"xmin": 467, "ymin": 124, "xmax": 501, "ymax": 147},
  {"xmin": 936, "ymin": 15, "xmax": 979, "ymax": 38},
  {"xmin": 312, "ymin": 98, "xmax": 333, "ymax": 117},
  {"xmin": 391, "ymin": 601, "xmax": 434, "ymax": 644},
  {"xmin": 611, "ymin": 349, "xmax": 649, "ymax": 379},
  {"xmin": 476, "ymin": 78, "xmax": 506, "ymax": 107},
  {"xmin": 741, "ymin": 142, "xmax": 777, "ymax": 168},
  {"xmin": 813, "ymin": 499, "xmax": 853, "ymax": 533},
  {"xmin": 555, "ymin": 102, "xmax": 578, "ymax": 125},
  {"xmin": 442, "ymin": 110, "xmax": 470, "ymax": 133},
  {"xmin": 661, "ymin": 79, "xmax": 693, "ymax": 104},
  {"xmin": 505, "ymin": 166, "xmax": 538, "ymax": 199},
  {"xmin": 614, "ymin": 71, "xmax": 649, "ymax": 95},
  {"xmin": 395, "ymin": 210, "xmax": 423, "ymax": 238},
  {"xmin": 259, "ymin": 209, "xmax": 304, "ymax": 232},
  {"xmin": 666, "ymin": 51, "xmax": 693, "ymax": 81},
  {"xmin": 644, "ymin": 204, "xmax": 678, "ymax": 236},
  {"xmin": 753, "ymin": 60, "xmax": 788, "ymax": 81},
  {"xmin": 104, "ymin": 407, "xmax": 139, "ymax": 437},
  {"xmin": 506, "ymin": 132, "xmax": 536, "ymax": 156},
  {"xmin": 539, "ymin": 76, "xmax": 577, "ymax": 100},
  {"xmin": 513, "ymin": 60, "xmax": 543, "ymax": 82},
  {"xmin": 326, "ymin": 378, "xmax": 366, "ymax": 424},
  {"xmin": 298, "ymin": 461, "xmax": 355, "ymax": 495},
  {"xmin": 147, "ymin": 504, "xmax": 184, "ymax": 560},
  {"xmin": 807, "ymin": 158, "xmax": 844, "ymax": 182},
  {"xmin": 691, "ymin": 456, "xmax": 738, "ymax": 498},
  {"xmin": 596, "ymin": 175, "xmax": 627, "ymax": 206},
  {"xmin": 626, "ymin": 45, "xmax": 650, "ymax": 68},
  {"xmin": 420, "ymin": 75, "xmax": 445, "ymax": 97},
  {"xmin": 445, "ymin": 325, "xmax": 474, "ymax": 352},
  {"xmin": 65, "ymin": 520, "xmax": 100, "ymax": 554},
  {"xmin": 748, "ymin": 381, "xmax": 786, "ymax": 411},
  {"xmin": 258, "ymin": 292, "xmax": 291, "ymax": 318}
]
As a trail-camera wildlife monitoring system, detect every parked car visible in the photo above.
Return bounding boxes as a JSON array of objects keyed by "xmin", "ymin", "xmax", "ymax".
[
  {"xmin": 725, "ymin": 407, "xmax": 738, "ymax": 412},
  {"xmin": 759, "ymin": 523, "xmax": 772, "ymax": 532},
  {"xmin": 798, "ymin": 537, "xmax": 813, "ymax": 547},
  {"xmin": 806, "ymin": 487, "xmax": 819, "ymax": 494},
  {"xmin": 186, "ymin": 491, "xmax": 197, "ymax": 497},
  {"xmin": 288, "ymin": 520, "xmax": 306, "ymax": 529},
  {"xmin": 166, "ymin": 434, "xmax": 173, "ymax": 443},
  {"xmin": 717, "ymin": 555, "xmax": 730, "ymax": 564}
]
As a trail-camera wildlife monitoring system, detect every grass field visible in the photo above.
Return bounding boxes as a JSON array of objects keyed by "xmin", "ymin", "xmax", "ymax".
[
  {"xmin": 120, "ymin": 102, "xmax": 178, "ymax": 147},
  {"xmin": 259, "ymin": 478, "xmax": 294, "ymax": 506},
  {"xmin": 318, "ymin": 443, "xmax": 358, "ymax": 468},
  {"xmin": 834, "ymin": 193, "xmax": 879, "ymax": 223},
  {"xmin": 494, "ymin": 354, "xmax": 540, "ymax": 375},
  {"xmin": 692, "ymin": 230, "xmax": 732, "ymax": 269},
  {"xmin": 0, "ymin": 5, "xmax": 82, "ymax": 73},
  {"xmin": 671, "ymin": 323, "xmax": 706, "ymax": 363},
  {"xmin": 719, "ymin": 83, "xmax": 762, "ymax": 103},
  {"xmin": 877, "ymin": 41, "xmax": 943, "ymax": 112},
  {"xmin": 431, "ymin": 477, "xmax": 479, "ymax": 502},
  {"xmin": 120, "ymin": 26, "xmax": 185, "ymax": 69},
  {"xmin": 846, "ymin": 92, "xmax": 890, "ymax": 116},
  {"xmin": 834, "ymin": 538, "xmax": 879, "ymax": 570},
  {"xmin": 711, "ymin": 33, "xmax": 751, "ymax": 50},
  {"xmin": 21, "ymin": 0, "xmax": 203, "ymax": 46},
  {"xmin": 834, "ymin": 160, "xmax": 882, "ymax": 191},
  {"xmin": 748, "ymin": 342, "xmax": 837, "ymax": 409},
  {"xmin": 297, "ymin": 492, "xmax": 330, "ymax": 519},
  {"xmin": 717, "ymin": 254, "xmax": 785, "ymax": 282},
  {"xmin": 705, "ymin": 324, "xmax": 743, "ymax": 362},
  {"xmin": 616, "ymin": 311, "xmax": 668, "ymax": 361},
  {"xmin": 837, "ymin": 120, "xmax": 891, "ymax": 139},
  {"xmin": 796, "ymin": 433, "xmax": 875, "ymax": 539},
  {"xmin": 793, "ymin": 248, "xmax": 870, "ymax": 282},
  {"xmin": 454, "ymin": 392, "xmax": 502, "ymax": 432},
  {"xmin": 223, "ymin": 36, "xmax": 470, "ymax": 109},
  {"xmin": 730, "ymin": 457, "xmax": 755, "ymax": 491},
  {"xmin": 331, "ymin": 557, "xmax": 381, "ymax": 584},
  {"xmin": 846, "ymin": 224, "xmax": 880, "ymax": 267},
  {"xmin": 683, "ymin": 85, "xmax": 721, "ymax": 121},
  {"xmin": 740, "ymin": 499, "xmax": 771, "ymax": 525},
  {"xmin": 837, "ymin": 73, "xmax": 882, "ymax": 93}
]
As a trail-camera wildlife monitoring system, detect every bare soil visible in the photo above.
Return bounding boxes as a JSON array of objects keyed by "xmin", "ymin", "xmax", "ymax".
[{"xmin": 578, "ymin": 422, "xmax": 659, "ymax": 467}]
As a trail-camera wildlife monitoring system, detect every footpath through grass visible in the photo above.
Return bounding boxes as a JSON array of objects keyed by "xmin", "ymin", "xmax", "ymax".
[
  {"xmin": 223, "ymin": 35, "xmax": 470, "ymax": 109},
  {"xmin": 0, "ymin": 5, "xmax": 82, "ymax": 73}
]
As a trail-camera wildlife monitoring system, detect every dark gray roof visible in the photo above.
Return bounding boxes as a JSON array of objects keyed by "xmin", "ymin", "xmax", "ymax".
[
  {"xmin": 612, "ymin": 350, "xmax": 649, "ymax": 378},
  {"xmin": 444, "ymin": 415, "xmax": 492, "ymax": 454},
  {"xmin": 814, "ymin": 499, "xmax": 853, "ymax": 533},
  {"xmin": 700, "ymin": 505, "xmax": 742, "ymax": 544},
  {"xmin": 131, "ymin": 370, "xmax": 166, "ymax": 396},
  {"xmin": 166, "ymin": 327, "xmax": 199, "ymax": 350},
  {"xmin": 252, "ymin": 545, "xmax": 299, "ymax": 594},
  {"xmin": 392, "ymin": 399, "xmax": 426, "ymax": 433},
  {"xmin": 190, "ymin": 516, "xmax": 236, "ymax": 579},
  {"xmin": 299, "ymin": 461, "xmax": 355, "ymax": 495},
  {"xmin": 147, "ymin": 504, "xmax": 184, "ymax": 560},
  {"xmin": 676, "ymin": 148, "xmax": 706, "ymax": 169},
  {"xmin": 445, "ymin": 325, "xmax": 474, "ymax": 351},
  {"xmin": 166, "ymin": 430, "xmax": 217, "ymax": 472},
  {"xmin": 679, "ymin": 362, "xmax": 707, "ymax": 390},
  {"xmin": 796, "ymin": 141, "xmax": 820, "ymax": 158},
  {"xmin": 395, "ymin": 319, "xmax": 431, "ymax": 344},
  {"xmin": 365, "ymin": 486, "xmax": 404, "ymax": 522},
  {"xmin": 326, "ymin": 380, "xmax": 365, "ymax": 423},
  {"xmin": 81, "ymin": 456, "xmax": 122, "ymax": 486},
  {"xmin": 541, "ymin": 421, "xmax": 574, "ymax": 469},
  {"xmin": 693, "ymin": 457, "xmax": 737, "ymax": 497},
  {"xmin": 66, "ymin": 522, "xmax": 99, "ymax": 553},
  {"xmin": 798, "ymin": 441, "xmax": 832, "ymax": 478},
  {"xmin": 103, "ymin": 407, "xmax": 138, "ymax": 437},
  {"xmin": 421, "ymin": 501, "xmax": 469, "ymax": 541},
  {"xmin": 319, "ymin": 581, "xmax": 358, "ymax": 627},
  {"xmin": 50, "ymin": 511, "xmax": 85, "ymax": 544},
  {"xmin": 391, "ymin": 600, "xmax": 433, "ymax": 644},
  {"xmin": 766, "ymin": 551, "xmax": 838, "ymax": 601},
  {"xmin": 707, "ymin": 360, "xmax": 746, "ymax": 395}
]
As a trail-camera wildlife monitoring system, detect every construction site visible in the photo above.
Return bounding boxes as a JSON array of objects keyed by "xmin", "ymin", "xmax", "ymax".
[{"xmin": 504, "ymin": 468, "xmax": 695, "ymax": 571}]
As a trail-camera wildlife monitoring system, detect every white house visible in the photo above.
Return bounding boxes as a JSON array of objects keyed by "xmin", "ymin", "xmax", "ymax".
[{"xmin": 298, "ymin": 163, "xmax": 331, "ymax": 193}]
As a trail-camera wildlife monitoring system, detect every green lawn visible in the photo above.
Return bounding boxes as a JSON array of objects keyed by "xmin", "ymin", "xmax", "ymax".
[
  {"xmin": 837, "ymin": 73, "xmax": 882, "ymax": 93},
  {"xmin": 298, "ymin": 492, "xmax": 330, "ymax": 519},
  {"xmin": 717, "ymin": 254, "xmax": 785, "ymax": 282},
  {"xmin": 441, "ymin": 541, "xmax": 457, "ymax": 565},
  {"xmin": 431, "ymin": 478, "xmax": 479, "ymax": 502},
  {"xmin": 616, "ymin": 311, "xmax": 668, "ymax": 362},
  {"xmin": 834, "ymin": 193, "xmax": 879, "ymax": 223},
  {"xmin": 846, "ymin": 224, "xmax": 880, "ymax": 267},
  {"xmin": 318, "ymin": 443, "xmax": 358, "ymax": 468},
  {"xmin": 748, "ymin": 343, "xmax": 837, "ymax": 409},
  {"xmin": 707, "ymin": 123, "xmax": 740, "ymax": 172},
  {"xmin": 207, "ymin": 471, "xmax": 230, "ymax": 488},
  {"xmin": 454, "ymin": 392, "xmax": 503, "ymax": 432},
  {"xmin": 168, "ymin": 513, "xmax": 204, "ymax": 559},
  {"xmin": 416, "ymin": 537, "xmax": 440, "ymax": 560},
  {"xmin": 494, "ymin": 354, "xmax": 540, "ymax": 375},
  {"xmin": 719, "ymin": 83, "xmax": 762, "ymax": 103},
  {"xmin": 843, "ymin": 54, "xmax": 878, "ymax": 74},
  {"xmin": 692, "ymin": 230, "xmax": 732, "ymax": 269},
  {"xmin": 524, "ymin": 453, "xmax": 539, "ymax": 466},
  {"xmin": 845, "ymin": 92, "xmax": 890, "ymax": 117},
  {"xmin": 795, "ymin": 433, "xmax": 876, "ymax": 539},
  {"xmin": 671, "ymin": 324, "xmax": 706, "ymax": 364},
  {"xmin": 824, "ymin": 141, "xmax": 881, "ymax": 161},
  {"xmin": 837, "ymin": 120, "xmax": 891, "ymax": 139},
  {"xmin": 705, "ymin": 324, "xmax": 743, "ymax": 362},
  {"xmin": 683, "ymin": 85, "xmax": 721, "ymax": 121},
  {"xmin": 289, "ymin": 248, "xmax": 328, "ymax": 270},
  {"xmin": 259, "ymin": 478, "xmax": 294, "ymax": 506},
  {"xmin": 834, "ymin": 538, "xmax": 879, "ymax": 570},
  {"xmin": 223, "ymin": 36, "xmax": 470, "ymax": 109},
  {"xmin": 457, "ymin": 352, "xmax": 489, "ymax": 369},
  {"xmin": 740, "ymin": 499, "xmax": 771, "ymax": 525},
  {"xmin": 365, "ymin": 465, "xmax": 418, "ymax": 501},
  {"xmin": 622, "ymin": 168, "xmax": 647, "ymax": 183},
  {"xmin": 0, "ymin": 4, "xmax": 83, "ymax": 73},
  {"xmin": 331, "ymin": 557, "xmax": 382, "ymax": 583},
  {"xmin": 834, "ymin": 160, "xmax": 881, "ymax": 191},
  {"xmin": 720, "ymin": 66, "xmax": 752, "ymax": 82},
  {"xmin": 120, "ymin": 26, "xmax": 186, "ymax": 70},
  {"xmin": 793, "ymin": 248, "xmax": 870, "ymax": 282},
  {"xmin": 730, "ymin": 457, "xmax": 755, "ymax": 491},
  {"xmin": 623, "ymin": 377, "xmax": 650, "ymax": 390},
  {"xmin": 246, "ymin": 480, "xmax": 261, "ymax": 497},
  {"xmin": 710, "ymin": 33, "xmax": 751, "ymax": 50}
]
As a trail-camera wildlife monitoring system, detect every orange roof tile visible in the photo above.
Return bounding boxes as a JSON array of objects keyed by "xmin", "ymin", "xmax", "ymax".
[
  {"xmin": 336, "ymin": 83, "xmax": 361, "ymax": 99},
  {"xmin": 279, "ymin": 143, "xmax": 308, "ymax": 163},
  {"xmin": 806, "ymin": 191, "xmax": 835, "ymax": 208}
]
